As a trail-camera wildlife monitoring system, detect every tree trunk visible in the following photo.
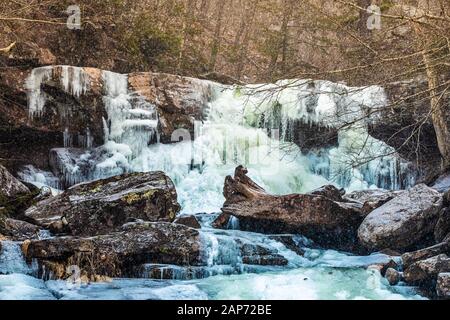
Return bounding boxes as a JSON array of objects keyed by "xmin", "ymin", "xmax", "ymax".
[
  {"xmin": 423, "ymin": 50, "xmax": 450, "ymax": 169},
  {"xmin": 209, "ymin": 0, "xmax": 226, "ymax": 72},
  {"xmin": 357, "ymin": 0, "xmax": 371, "ymax": 36},
  {"xmin": 414, "ymin": 18, "xmax": 450, "ymax": 170}
]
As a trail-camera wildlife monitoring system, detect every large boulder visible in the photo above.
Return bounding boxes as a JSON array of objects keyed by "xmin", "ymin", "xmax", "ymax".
[
  {"xmin": 25, "ymin": 172, "xmax": 180, "ymax": 236},
  {"xmin": 0, "ymin": 164, "xmax": 29, "ymax": 199},
  {"xmin": 358, "ymin": 184, "xmax": 443, "ymax": 251},
  {"xmin": 402, "ymin": 240, "xmax": 450, "ymax": 269},
  {"xmin": 26, "ymin": 222, "xmax": 203, "ymax": 279},
  {"xmin": 221, "ymin": 166, "xmax": 365, "ymax": 251},
  {"xmin": 403, "ymin": 254, "xmax": 450, "ymax": 285}
]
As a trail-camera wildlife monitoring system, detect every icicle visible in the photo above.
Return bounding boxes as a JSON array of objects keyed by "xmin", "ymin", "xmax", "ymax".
[{"xmin": 25, "ymin": 67, "xmax": 53, "ymax": 118}]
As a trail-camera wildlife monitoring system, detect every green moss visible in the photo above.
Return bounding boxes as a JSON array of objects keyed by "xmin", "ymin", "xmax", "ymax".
[
  {"xmin": 121, "ymin": 189, "xmax": 157, "ymax": 205},
  {"xmin": 168, "ymin": 209, "xmax": 176, "ymax": 221},
  {"xmin": 121, "ymin": 193, "xmax": 141, "ymax": 205},
  {"xmin": 159, "ymin": 247, "xmax": 170, "ymax": 254}
]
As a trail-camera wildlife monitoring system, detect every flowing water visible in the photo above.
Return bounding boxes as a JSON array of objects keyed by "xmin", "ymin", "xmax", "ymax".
[{"xmin": 0, "ymin": 67, "xmax": 424, "ymax": 300}]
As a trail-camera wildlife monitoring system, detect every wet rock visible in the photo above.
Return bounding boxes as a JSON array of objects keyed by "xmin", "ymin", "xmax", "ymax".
[
  {"xmin": 173, "ymin": 215, "xmax": 201, "ymax": 229},
  {"xmin": 25, "ymin": 172, "xmax": 180, "ymax": 236},
  {"xmin": 269, "ymin": 235, "xmax": 306, "ymax": 256},
  {"xmin": 27, "ymin": 222, "xmax": 202, "ymax": 279},
  {"xmin": 222, "ymin": 166, "xmax": 365, "ymax": 251},
  {"xmin": 237, "ymin": 241, "xmax": 288, "ymax": 266},
  {"xmin": 403, "ymin": 254, "xmax": 450, "ymax": 285},
  {"xmin": 0, "ymin": 218, "xmax": 41, "ymax": 241},
  {"xmin": 358, "ymin": 184, "xmax": 443, "ymax": 251},
  {"xmin": 368, "ymin": 259, "xmax": 399, "ymax": 277},
  {"xmin": 402, "ymin": 241, "xmax": 450, "ymax": 269},
  {"xmin": 128, "ymin": 72, "xmax": 212, "ymax": 143},
  {"xmin": 344, "ymin": 189, "xmax": 404, "ymax": 215},
  {"xmin": 434, "ymin": 208, "xmax": 450, "ymax": 243},
  {"xmin": 0, "ymin": 164, "xmax": 30, "ymax": 198},
  {"xmin": 211, "ymin": 213, "xmax": 231, "ymax": 229},
  {"xmin": 308, "ymin": 185, "xmax": 344, "ymax": 202},
  {"xmin": 436, "ymin": 273, "xmax": 450, "ymax": 299},
  {"xmin": 385, "ymin": 268, "xmax": 401, "ymax": 286}
]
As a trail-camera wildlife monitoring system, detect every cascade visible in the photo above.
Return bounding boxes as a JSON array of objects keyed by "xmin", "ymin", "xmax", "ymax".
[{"xmin": 24, "ymin": 67, "xmax": 417, "ymax": 213}]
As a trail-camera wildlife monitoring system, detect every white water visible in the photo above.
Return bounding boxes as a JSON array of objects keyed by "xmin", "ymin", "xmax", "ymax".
[{"xmin": 1, "ymin": 67, "xmax": 423, "ymax": 300}]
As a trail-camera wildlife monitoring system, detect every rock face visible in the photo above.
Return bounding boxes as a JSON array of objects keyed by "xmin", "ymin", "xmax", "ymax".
[
  {"xmin": 0, "ymin": 164, "xmax": 29, "ymax": 199},
  {"xmin": 128, "ymin": 72, "xmax": 212, "ymax": 143},
  {"xmin": 221, "ymin": 166, "xmax": 365, "ymax": 251},
  {"xmin": 25, "ymin": 172, "xmax": 180, "ymax": 236},
  {"xmin": 1, "ymin": 66, "xmax": 213, "ymax": 176},
  {"xmin": 26, "ymin": 222, "xmax": 203, "ymax": 279},
  {"xmin": 358, "ymin": 184, "xmax": 443, "ymax": 251}
]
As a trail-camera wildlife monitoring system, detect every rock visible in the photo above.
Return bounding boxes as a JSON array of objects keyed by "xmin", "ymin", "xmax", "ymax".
[
  {"xmin": 27, "ymin": 222, "xmax": 202, "ymax": 279},
  {"xmin": 403, "ymin": 254, "xmax": 450, "ymax": 285},
  {"xmin": 379, "ymin": 248, "xmax": 402, "ymax": 257},
  {"xmin": 344, "ymin": 189, "xmax": 404, "ymax": 215},
  {"xmin": 0, "ymin": 164, "xmax": 30, "ymax": 199},
  {"xmin": 237, "ymin": 241, "xmax": 288, "ymax": 266},
  {"xmin": 435, "ymin": 208, "xmax": 450, "ymax": 243},
  {"xmin": 436, "ymin": 273, "xmax": 450, "ymax": 299},
  {"xmin": 402, "ymin": 241, "xmax": 450, "ymax": 269},
  {"xmin": 368, "ymin": 259, "xmax": 399, "ymax": 277},
  {"xmin": 308, "ymin": 185, "xmax": 344, "ymax": 202},
  {"xmin": 128, "ymin": 72, "xmax": 212, "ymax": 143},
  {"xmin": 25, "ymin": 172, "xmax": 180, "ymax": 236},
  {"xmin": 269, "ymin": 235, "xmax": 306, "ymax": 256},
  {"xmin": 0, "ymin": 218, "xmax": 41, "ymax": 241},
  {"xmin": 358, "ymin": 184, "xmax": 443, "ymax": 251},
  {"xmin": 221, "ymin": 166, "xmax": 365, "ymax": 251},
  {"xmin": 212, "ymin": 213, "xmax": 231, "ymax": 229},
  {"xmin": 444, "ymin": 190, "xmax": 450, "ymax": 207},
  {"xmin": 432, "ymin": 172, "xmax": 450, "ymax": 193},
  {"xmin": 173, "ymin": 215, "xmax": 201, "ymax": 229},
  {"xmin": 385, "ymin": 268, "xmax": 401, "ymax": 286}
]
